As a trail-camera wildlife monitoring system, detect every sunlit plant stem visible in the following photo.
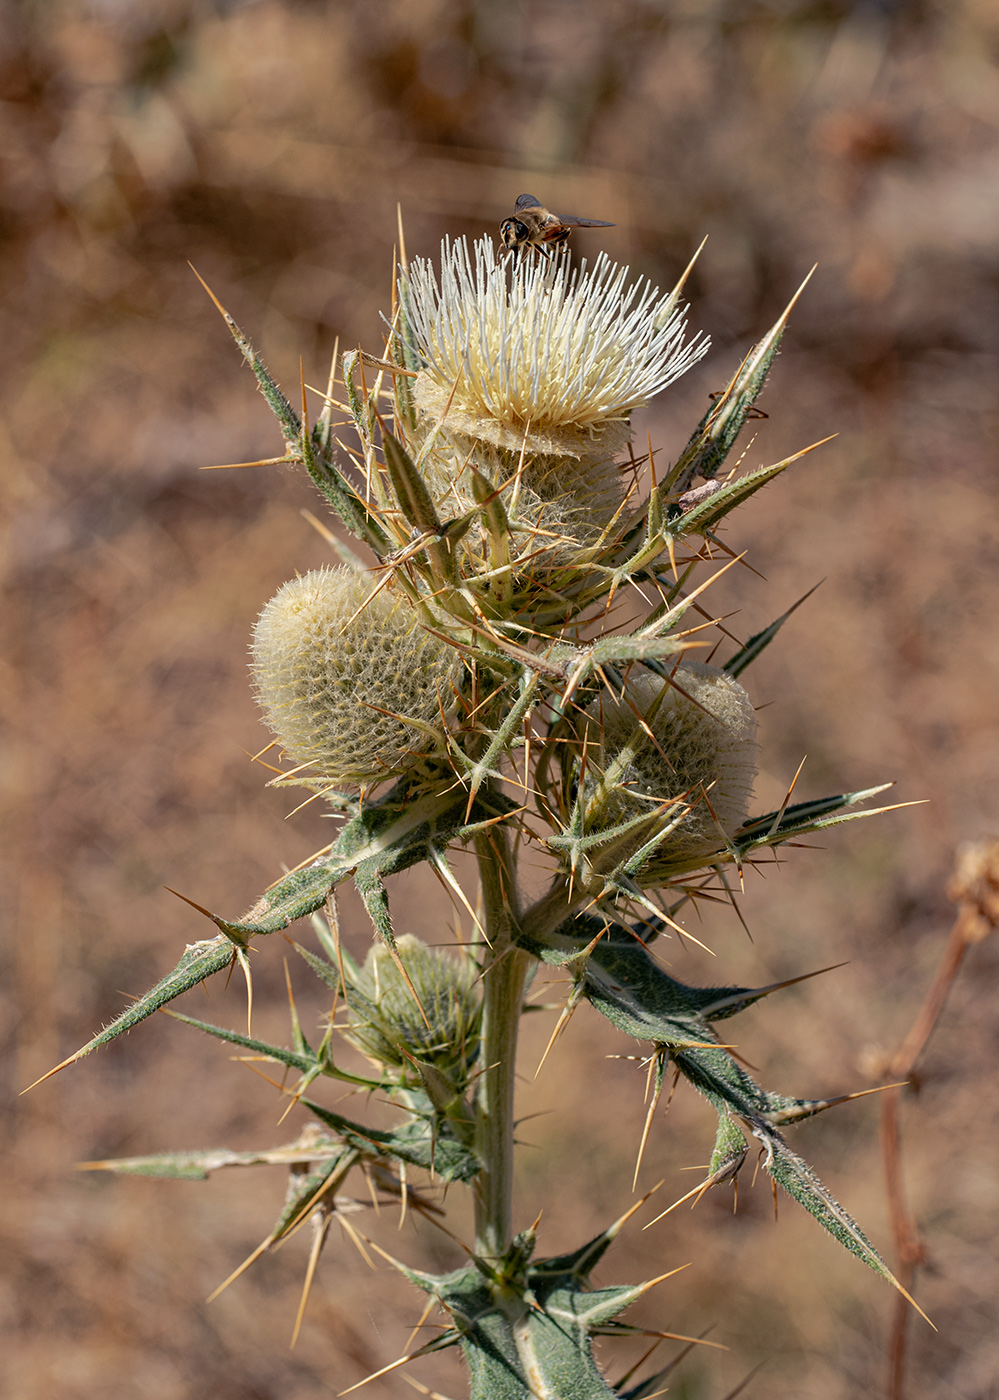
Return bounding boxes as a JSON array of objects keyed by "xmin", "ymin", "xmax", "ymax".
[{"xmin": 472, "ymin": 823, "xmax": 530, "ymax": 1257}]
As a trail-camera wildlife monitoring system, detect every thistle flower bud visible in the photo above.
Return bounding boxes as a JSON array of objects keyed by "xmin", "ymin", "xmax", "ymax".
[
  {"xmin": 341, "ymin": 936, "xmax": 481, "ymax": 1083},
  {"xmin": 402, "ymin": 237, "xmax": 708, "ymax": 550},
  {"xmin": 584, "ymin": 662, "xmax": 757, "ymax": 871},
  {"xmin": 251, "ymin": 567, "xmax": 460, "ymax": 788}
]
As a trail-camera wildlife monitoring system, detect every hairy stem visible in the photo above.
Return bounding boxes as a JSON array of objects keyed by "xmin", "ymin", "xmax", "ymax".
[{"xmin": 473, "ymin": 822, "xmax": 530, "ymax": 1259}]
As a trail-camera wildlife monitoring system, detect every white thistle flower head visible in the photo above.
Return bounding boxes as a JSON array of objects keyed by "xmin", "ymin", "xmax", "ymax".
[{"xmin": 403, "ymin": 236, "xmax": 709, "ymax": 461}]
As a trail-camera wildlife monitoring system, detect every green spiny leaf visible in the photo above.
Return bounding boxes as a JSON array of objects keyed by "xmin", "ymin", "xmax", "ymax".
[
  {"xmin": 342, "ymin": 349, "xmax": 375, "ymax": 445},
  {"xmin": 300, "ymin": 1097, "xmax": 480, "ymax": 1182},
  {"xmin": 545, "ymin": 915, "xmax": 911, "ymax": 1292},
  {"xmin": 380, "ymin": 424, "xmax": 443, "ymax": 536},
  {"xmin": 723, "ymin": 582, "xmax": 821, "ymax": 679},
  {"xmin": 191, "ymin": 267, "xmax": 301, "ymax": 444},
  {"xmin": 216, "ymin": 848, "xmax": 360, "ymax": 938},
  {"xmin": 263, "ymin": 1141, "xmax": 360, "ymax": 1243},
  {"xmin": 45, "ymin": 936, "xmax": 235, "ymax": 1075},
  {"xmin": 291, "ymin": 939, "xmax": 343, "ymax": 993},
  {"xmin": 736, "ymin": 783, "xmax": 895, "ymax": 854},
  {"xmin": 78, "ymin": 1140, "xmax": 353, "ymax": 1182},
  {"xmin": 221, "ymin": 789, "xmax": 464, "ymax": 939},
  {"xmin": 160, "ymin": 1010, "xmax": 385, "ymax": 1090},
  {"xmin": 668, "ymin": 451, "xmax": 805, "ymax": 538},
  {"xmin": 709, "ymin": 1113, "xmax": 749, "ymax": 1181},
  {"xmin": 753, "ymin": 1116, "xmax": 904, "ymax": 1289},
  {"xmin": 664, "ymin": 272, "xmax": 812, "ymax": 492},
  {"xmin": 299, "ymin": 414, "xmax": 390, "ymax": 550}
]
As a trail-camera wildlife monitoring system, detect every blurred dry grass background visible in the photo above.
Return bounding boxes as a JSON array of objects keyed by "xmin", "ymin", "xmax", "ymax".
[{"xmin": 2, "ymin": 2, "xmax": 998, "ymax": 1397}]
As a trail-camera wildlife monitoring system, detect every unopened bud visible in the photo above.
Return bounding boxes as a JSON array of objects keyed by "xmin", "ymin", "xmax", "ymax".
[
  {"xmin": 342, "ymin": 936, "xmax": 481, "ymax": 1084},
  {"xmin": 583, "ymin": 662, "xmax": 757, "ymax": 871},
  {"xmin": 251, "ymin": 568, "xmax": 460, "ymax": 788}
]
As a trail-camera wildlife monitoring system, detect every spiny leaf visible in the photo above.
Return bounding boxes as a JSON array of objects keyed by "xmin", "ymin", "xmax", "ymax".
[
  {"xmin": 221, "ymin": 790, "xmax": 464, "ymax": 939},
  {"xmin": 40, "ymin": 790, "xmax": 499, "ymax": 1081},
  {"xmin": 736, "ymin": 783, "xmax": 895, "ymax": 852},
  {"xmin": 78, "ymin": 1140, "xmax": 352, "ymax": 1181},
  {"xmin": 669, "ymin": 439, "xmax": 830, "ymax": 540},
  {"xmin": 342, "ymin": 348, "xmax": 376, "ymax": 446},
  {"xmin": 737, "ymin": 785, "xmax": 892, "ymax": 839},
  {"xmin": 724, "ymin": 582, "xmax": 822, "ymax": 679},
  {"xmin": 214, "ymin": 849, "xmax": 360, "ymax": 938},
  {"xmin": 380, "ymin": 423, "xmax": 444, "ymax": 537},
  {"xmin": 709, "ymin": 1113, "xmax": 750, "ymax": 1181},
  {"xmin": 267, "ymin": 1143, "xmax": 359, "ymax": 1240},
  {"xmin": 664, "ymin": 269, "xmax": 814, "ymax": 492},
  {"xmin": 470, "ymin": 465, "xmax": 514, "ymax": 595},
  {"xmin": 755, "ymin": 1116, "xmax": 918, "ymax": 1298},
  {"xmin": 298, "ymin": 408, "xmax": 391, "ymax": 550},
  {"xmin": 28, "ymin": 936, "xmax": 236, "ymax": 1083},
  {"xmin": 291, "ymin": 940, "xmax": 343, "ymax": 993},
  {"xmin": 205, "ymin": 1141, "xmax": 362, "ymax": 1304},
  {"xmin": 159, "ymin": 1009, "xmax": 385, "ymax": 1090},
  {"xmin": 300, "ymin": 1097, "xmax": 480, "ymax": 1182},
  {"xmin": 544, "ymin": 915, "xmax": 913, "ymax": 1293},
  {"xmin": 190, "ymin": 265, "xmax": 301, "ymax": 442},
  {"xmin": 590, "ymin": 634, "xmax": 693, "ymax": 667},
  {"xmin": 163, "ymin": 1012, "xmax": 314, "ymax": 1073},
  {"xmin": 409, "ymin": 1261, "xmax": 625, "ymax": 1400}
]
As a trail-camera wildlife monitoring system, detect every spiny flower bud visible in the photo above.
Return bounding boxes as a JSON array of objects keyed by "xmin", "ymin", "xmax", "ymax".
[
  {"xmin": 341, "ymin": 936, "xmax": 481, "ymax": 1083},
  {"xmin": 251, "ymin": 567, "xmax": 460, "ymax": 788},
  {"xmin": 584, "ymin": 661, "xmax": 757, "ymax": 870}
]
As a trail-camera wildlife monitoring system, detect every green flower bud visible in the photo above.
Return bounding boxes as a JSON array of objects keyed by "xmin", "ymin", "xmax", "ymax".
[
  {"xmin": 251, "ymin": 567, "xmax": 460, "ymax": 788},
  {"xmin": 341, "ymin": 936, "xmax": 481, "ymax": 1084},
  {"xmin": 583, "ymin": 661, "xmax": 757, "ymax": 871}
]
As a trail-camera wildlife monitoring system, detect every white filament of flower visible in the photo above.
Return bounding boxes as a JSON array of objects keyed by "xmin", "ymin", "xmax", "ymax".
[{"xmin": 403, "ymin": 236, "xmax": 709, "ymax": 433}]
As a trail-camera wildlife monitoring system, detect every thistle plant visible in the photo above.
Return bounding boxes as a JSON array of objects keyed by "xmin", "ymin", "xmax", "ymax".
[{"xmin": 46, "ymin": 230, "xmax": 924, "ymax": 1396}]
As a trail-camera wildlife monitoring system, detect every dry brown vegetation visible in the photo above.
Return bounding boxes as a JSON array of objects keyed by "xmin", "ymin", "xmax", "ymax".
[{"xmin": 3, "ymin": 3, "xmax": 998, "ymax": 1397}]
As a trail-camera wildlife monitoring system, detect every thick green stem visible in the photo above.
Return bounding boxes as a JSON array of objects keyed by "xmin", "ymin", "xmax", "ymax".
[{"xmin": 473, "ymin": 824, "xmax": 530, "ymax": 1259}]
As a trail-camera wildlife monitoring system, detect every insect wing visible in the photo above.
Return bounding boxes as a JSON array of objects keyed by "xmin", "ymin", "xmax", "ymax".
[
  {"xmin": 555, "ymin": 214, "xmax": 616, "ymax": 228},
  {"xmin": 514, "ymin": 193, "xmax": 545, "ymax": 212}
]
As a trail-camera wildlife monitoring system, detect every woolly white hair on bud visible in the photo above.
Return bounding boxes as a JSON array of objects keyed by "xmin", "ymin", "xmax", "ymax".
[
  {"xmin": 403, "ymin": 236, "xmax": 709, "ymax": 458},
  {"xmin": 587, "ymin": 662, "xmax": 758, "ymax": 868},
  {"xmin": 251, "ymin": 568, "xmax": 460, "ymax": 788}
]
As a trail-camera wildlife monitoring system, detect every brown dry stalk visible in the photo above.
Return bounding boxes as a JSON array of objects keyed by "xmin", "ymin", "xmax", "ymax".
[{"xmin": 881, "ymin": 838, "xmax": 999, "ymax": 1400}]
